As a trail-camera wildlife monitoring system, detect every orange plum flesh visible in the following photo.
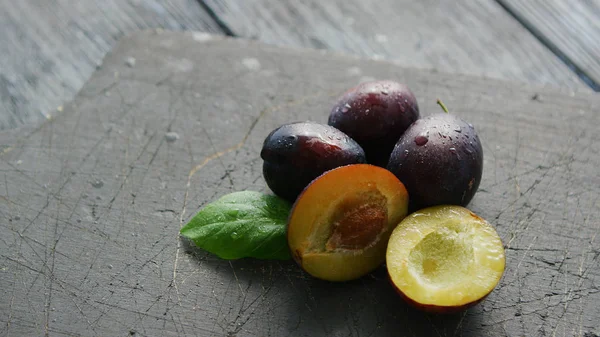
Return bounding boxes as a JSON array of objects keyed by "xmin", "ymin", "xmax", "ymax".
[{"xmin": 287, "ymin": 164, "xmax": 409, "ymax": 282}]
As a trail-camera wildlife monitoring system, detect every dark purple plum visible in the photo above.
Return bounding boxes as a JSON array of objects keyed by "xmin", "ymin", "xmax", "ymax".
[
  {"xmin": 387, "ymin": 112, "xmax": 483, "ymax": 209},
  {"xmin": 328, "ymin": 80, "xmax": 420, "ymax": 167},
  {"xmin": 261, "ymin": 122, "xmax": 366, "ymax": 202}
]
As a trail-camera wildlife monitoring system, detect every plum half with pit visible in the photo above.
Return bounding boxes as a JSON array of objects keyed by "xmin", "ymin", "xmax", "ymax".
[
  {"xmin": 288, "ymin": 164, "xmax": 409, "ymax": 281},
  {"xmin": 328, "ymin": 80, "xmax": 420, "ymax": 166},
  {"xmin": 261, "ymin": 121, "xmax": 366, "ymax": 202},
  {"xmin": 387, "ymin": 107, "xmax": 483, "ymax": 209}
]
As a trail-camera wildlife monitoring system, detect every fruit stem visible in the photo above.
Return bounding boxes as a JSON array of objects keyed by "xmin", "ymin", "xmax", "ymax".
[{"xmin": 437, "ymin": 99, "xmax": 450, "ymax": 114}]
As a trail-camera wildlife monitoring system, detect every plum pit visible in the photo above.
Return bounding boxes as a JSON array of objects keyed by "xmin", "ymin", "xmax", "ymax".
[{"xmin": 326, "ymin": 190, "xmax": 388, "ymax": 251}]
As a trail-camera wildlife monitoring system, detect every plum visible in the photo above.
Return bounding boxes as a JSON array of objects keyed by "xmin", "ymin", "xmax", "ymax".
[
  {"xmin": 288, "ymin": 164, "xmax": 409, "ymax": 281},
  {"xmin": 328, "ymin": 80, "xmax": 420, "ymax": 166},
  {"xmin": 261, "ymin": 122, "xmax": 366, "ymax": 202},
  {"xmin": 387, "ymin": 104, "xmax": 483, "ymax": 209},
  {"xmin": 386, "ymin": 205, "xmax": 505, "ymax": 313}
]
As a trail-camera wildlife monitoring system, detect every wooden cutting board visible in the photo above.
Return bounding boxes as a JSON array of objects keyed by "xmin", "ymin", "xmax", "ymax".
[{"xmin": 1, "ymin": 31, "xmax": 598, "ymax": 337}]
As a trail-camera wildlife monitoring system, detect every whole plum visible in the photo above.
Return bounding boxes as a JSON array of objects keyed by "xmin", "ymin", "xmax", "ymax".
[
  {"xmin": 261, "ymin": 122, "xmax": 366, "ymax": 202},
  {"xmin": 387, "ymin": 111, "xmax": 483, "ymax": 209},
  {"xmin": 328, "ymin": 80, "xmax": 420, "ymax": 166}
]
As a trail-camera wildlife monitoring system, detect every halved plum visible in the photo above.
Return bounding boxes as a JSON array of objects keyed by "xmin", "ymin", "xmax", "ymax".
[
  {"xmin": 386, "ymin": 205, "xmax": 505, "ymax": 313},
  {"xmin": 288, "ymin": 164, "xmax": 409, "ymax": 281}
]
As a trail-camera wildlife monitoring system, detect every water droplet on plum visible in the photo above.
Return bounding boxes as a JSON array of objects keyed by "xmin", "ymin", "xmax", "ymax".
[{"xmin": 414, "ymin": 135, "xmax": 428, "ymax": 146}]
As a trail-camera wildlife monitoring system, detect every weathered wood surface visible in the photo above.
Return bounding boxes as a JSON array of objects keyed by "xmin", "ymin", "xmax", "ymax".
[
  {"xmin": 1, "ymin": 31, "xmax": 599, "ymax": 337},
  {"xmin": 0, "ymin": 0, "xmax": 223, "ymax": 130},
  {"xmin": 201, "ymin": 0, "xmax": 587, "ymax": 90},
  {"xmin": 500, "ymin": 0, "xmax": 600, "ymax": 90},
  {"xmin": 3, "ymin": 0, "xmax": 598, "ymax": 133}
]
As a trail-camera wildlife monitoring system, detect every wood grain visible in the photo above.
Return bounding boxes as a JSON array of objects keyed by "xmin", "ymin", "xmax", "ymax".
[
  {"xmin": 0, "ymin": 31, "xmax": 598, "ymax": 336},
  {"xmin": 499, "ymin": 0, "xmax": 600, "ymax": 90},
  {"xmin": 0, "ymin": 0, "xmax": 223, "ymax": 131},
  {"xmin": 201, "ymin": 0, "xmax": 587, "ymax": 90}
]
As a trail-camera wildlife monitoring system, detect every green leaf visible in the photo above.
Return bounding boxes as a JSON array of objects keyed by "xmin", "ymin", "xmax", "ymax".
[{"xmin": 180, "ymin": 191, "xmax": 292, "ymax": 260}]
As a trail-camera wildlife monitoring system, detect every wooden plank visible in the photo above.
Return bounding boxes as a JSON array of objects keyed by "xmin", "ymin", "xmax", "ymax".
[
  {"xmin": 499, "ymin": 0, "xmax": 600, "ymax": 90},
  {"xmin": 0, "ymin": 0, "xmax": 223, "ymax": 131},
  {"xmin": 1, "ymin": 31, "xmax": 599, "ymax": 336},
  {"xmin": 201, "ymin": 0, "xmax": 588, "ymax": 90}
]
